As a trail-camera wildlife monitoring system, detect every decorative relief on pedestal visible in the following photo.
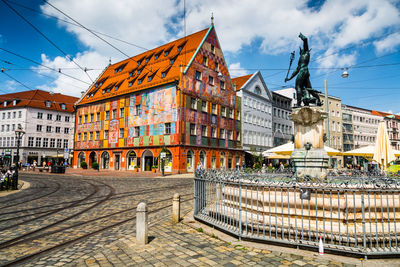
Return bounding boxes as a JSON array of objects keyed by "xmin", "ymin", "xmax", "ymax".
[
  {"xmin": 291, "ymin": 107, "xmax": 329, "ymax": 181},
  {"xmin": 291, "ymin": 107, "xmax": 326, "ymax": 126}
]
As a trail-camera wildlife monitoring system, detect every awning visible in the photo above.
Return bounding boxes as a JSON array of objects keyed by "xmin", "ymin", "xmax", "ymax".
[
  {"xmin": 263, "ymin": 142, "xmax": 341, "ymax": 156},
  {"xmin": 267, "ymin": 154, "xmax": 291, "ymax": 159}
]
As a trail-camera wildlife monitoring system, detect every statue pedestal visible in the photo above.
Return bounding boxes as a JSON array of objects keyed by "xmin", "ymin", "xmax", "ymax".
[{"xmin": 291, "ymin": 107, "xmax": 329, "ymax": 181}]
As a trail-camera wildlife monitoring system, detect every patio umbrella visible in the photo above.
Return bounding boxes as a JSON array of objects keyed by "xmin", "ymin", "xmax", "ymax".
[
  {"xmin": 373, "ymin": 122, "xmax": 396, "ymax": 170},
  {"xmin": 267, "ymin": 153, "xmax": 291, "ymax": 159},
  {"xmin": 343, "ymin": 145, "xmax": 400, "ymax": 158},
  {"xmin": 263, "ymin": 142, "xmax": 341, "ymax": 156}
]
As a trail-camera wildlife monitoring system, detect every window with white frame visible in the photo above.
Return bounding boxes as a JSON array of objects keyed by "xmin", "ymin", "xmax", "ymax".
[
  {"xmin": 43, "ymin": 138, "xmax": 48, "ymax": 147},
  {"xmin": 190, "ymin": 98, "xmax": 196, "ymax": 110},
  {"xmin": 63, "ymin": 139, "xmax": 68, "ymax": 148},
  {"xmin": 190, "ymin": 124, "xmax": 196, "ymax": 135},
  {"xmin": 164, "ymin": 123, "xmax": 171, "ymax": 134},
  {"xmin": 28, "ymin": 137, "xmax": 34, "ymax": 147},
  {"xmin": 57, "ymin": 139, "xmax": 62, "ymax": 148},
  {"xmin": 35, "ymin": 137, "xmax": 41, "ymax": 147}
]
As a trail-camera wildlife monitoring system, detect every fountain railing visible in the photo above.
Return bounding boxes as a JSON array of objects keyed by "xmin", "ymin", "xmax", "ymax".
[{"xmin": 194, "ymin": 169, "xmax": 400, "ymax": 257}]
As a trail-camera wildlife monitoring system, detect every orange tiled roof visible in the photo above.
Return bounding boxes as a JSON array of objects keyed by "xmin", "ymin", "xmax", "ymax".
[
  {"xmin": 231, "ymin": 74, "xmax": 253, "ymax": 91},
  {"xmin": 78, "ymin": 27, "xmax": 210, "ymax": 106},
  {"xmin": 372, "ymin": 110, "xmax": 400, "ymax": 120},
  {"xmin": 0, "ymin": 89, "xmax": 78, "ymax": 113}
]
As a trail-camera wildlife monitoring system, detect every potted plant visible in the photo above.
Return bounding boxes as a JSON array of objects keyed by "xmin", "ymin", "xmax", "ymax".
[
  {"xmin": 134, "ymin": 165, "xmax": 139, "ymax": 172},
  {"xmin": 152, "ymin": 166, "xmax": 157, "ymax": 173},
  {"xmin": 80, "ymin": 161, "xmax": 88, "ymax": 169},
  {"xmin": 92, "ymin": 162, "xmax": 99, "ymax": 170}
]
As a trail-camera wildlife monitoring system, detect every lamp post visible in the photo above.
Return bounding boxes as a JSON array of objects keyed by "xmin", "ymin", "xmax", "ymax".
[{"xmin": 14, "ymin": 125, "xmax": 25, "ymax": 190}]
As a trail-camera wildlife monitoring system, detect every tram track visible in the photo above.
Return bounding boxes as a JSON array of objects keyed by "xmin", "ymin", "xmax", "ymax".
[
  {"xmin": 0, "ymin": 179, "xmax": 61, "ymax": 208},
  {"xmin": 0, "ymin": 195, "xmax": 194, "ymax": 266},
  {"xmin": 0, "ymin": 182, "xmax": 192, "ymax": 223}
]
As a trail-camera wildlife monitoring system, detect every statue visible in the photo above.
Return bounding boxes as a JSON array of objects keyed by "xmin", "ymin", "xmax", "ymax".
[{"xmin": 285, "ymin": 33, "xmax": 322, "ymax": 107}]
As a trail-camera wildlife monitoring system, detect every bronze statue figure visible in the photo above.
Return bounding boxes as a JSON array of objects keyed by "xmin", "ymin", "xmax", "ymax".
[{"xmin": 285, "ymin": 33, "xmax": 322, "ymax": 107}]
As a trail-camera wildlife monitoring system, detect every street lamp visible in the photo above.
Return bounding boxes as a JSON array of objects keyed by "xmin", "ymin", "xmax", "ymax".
[{"xmin": 14, "ymin": 125, "xmax": 25, "ymax": 190}]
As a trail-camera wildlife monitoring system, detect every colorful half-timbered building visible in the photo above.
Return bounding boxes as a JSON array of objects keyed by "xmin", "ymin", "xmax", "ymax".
[{"xmin": 74, "ymin": 25, "xmax": 242, "ymax": 173}]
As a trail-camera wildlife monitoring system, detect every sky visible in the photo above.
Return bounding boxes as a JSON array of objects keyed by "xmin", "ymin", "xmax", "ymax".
[{"xmin": 0, "ymin": 0, "xmax": 400, "ymax": 113}]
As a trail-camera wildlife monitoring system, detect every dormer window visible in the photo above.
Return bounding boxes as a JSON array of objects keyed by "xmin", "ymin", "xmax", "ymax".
[
  {"xmin": 3, "ymin": 101, "xmax": 7, "ymax": 107},
  {"xmin": 102, "ymin": 89, "xmax": 106, "ymax": 94},
  {"xmin": 137, "ymin": 60, "xmax": 142, "ymax": 66},
  {"xmin": 115, "ymin": 82, "xmax": 121, "ymax": 91},
  {"xmin": 162, "ymin": 72, "xmax": 167, "ymax": 78},
  {"xmin": 148, "ymin": 76, "xmax": 153, "ymax": 82},
  {"xmin": 145, "ymin": 57, "xmax": 150, "ymax": 63},
  {"xmin": 129, "ymin": 70, "xmax": 135, "ymax": 77},
  {"xmin": 87, "ymin": 95, "xmax": 90, "ymax": 98},
  {"xmin": 129, "ymin": 81, "xmax": 133, "ymax": 87},
  {"xmin": 178, "ymin": 46, "xmax": 183, "ymax": 52},
  {"xmin": 45, "ymin": 101, "xmax": 51, "ymax": 107},
  {"xmin": 170, "ymin": 58, "xmax": 175, "ymax": 65},
  {"xmin": 155, "ymin": 53, "xmax": 161, "ymax": 60},
  {"xmin": 137, "ymin": 69, "xmax": 142, "ymax": 75},
  {"xmin": 138, "ymin": 78, "xmax": 143, "ymax": 85},
  {"xmin": 164, "ymin": 50, "xmax": 169, "ymax": 57},
  {"xmin": 13, "ymin": 99, "xmax": 17, "ymax": 106},
  {"xmin": 61, "ymin": 103, "xmax": 66, "ymax": 110},
  {"xmin": 114, "ymin": 63, "xmax": 127, "ymax": 73}
]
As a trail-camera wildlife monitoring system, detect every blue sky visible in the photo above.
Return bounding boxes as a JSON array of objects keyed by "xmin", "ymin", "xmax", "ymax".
[{"xmin": 0, "ymin": 0, "xmax": 400, "ymax": 113}]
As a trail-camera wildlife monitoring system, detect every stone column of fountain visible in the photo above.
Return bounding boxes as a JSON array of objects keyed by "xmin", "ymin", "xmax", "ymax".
[{"xmin": 290, "ymin": 106, "xmax": 329, "ymax": 181}]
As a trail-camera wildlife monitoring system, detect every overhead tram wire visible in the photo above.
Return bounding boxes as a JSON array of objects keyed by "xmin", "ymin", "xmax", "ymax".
[
  {"xmin": 1, "ymin": 0, "xmax": 94, "ymax": 83},
  {"xmin": 0, "ymin": 71, "xmax": 36, "ymax": 91},
  {"xmin": 0, "ymin": 48, "xmax": 91, "ymax": 85},
  {"xmin": 4, "ymin": 0, "xmax": 148, "ymax": 51},
  {"xmin": 43, "ymin": 0, "xmax": 166, "ymax": 81}
]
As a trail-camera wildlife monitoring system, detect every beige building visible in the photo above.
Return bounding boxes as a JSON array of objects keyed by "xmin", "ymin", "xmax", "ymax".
[{"xmin": 318, "ymin": 93, "xmax": 342, "ymax": 167}]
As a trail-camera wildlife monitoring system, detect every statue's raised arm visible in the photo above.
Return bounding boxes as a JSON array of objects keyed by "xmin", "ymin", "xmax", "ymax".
[{"xmin": 284, "ymin": 32, "xmax": 322, "ymax": 107}]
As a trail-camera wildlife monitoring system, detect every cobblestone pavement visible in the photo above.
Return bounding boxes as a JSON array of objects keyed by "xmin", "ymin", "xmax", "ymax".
[
  {"xmin": 1, "ymin": 172, "xmax": 399, "ymax": 266},
  {"xmin": 67, "ymin": 213, "xmax": 400, "ymax": 267},
  {"xmin": 0, "ymin": 172, "xmax": 193, "ymax": 266}
]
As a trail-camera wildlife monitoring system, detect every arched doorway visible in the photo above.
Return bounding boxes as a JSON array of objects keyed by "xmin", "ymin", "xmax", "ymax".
[
  {"xmin": 161, "ymin": 150, "xmax": 173, "ymax": 172},
  {"xmin": 186, "ymin": 150, "xmax": 194, "ymax": 172},
  {"xmin": 101, "ymin": 151, "xmax": 110, "ymax": 169},
  {"xmin": 127, "ymin": 150, "xmax": 137, "ymax": 170},
  {"xmin": 89, "ymin": 152, "xmax": 97, "ymax": 168},
  {"xmin": 199, "ymin": 150, "xmax": 206, "ymax": 169},
  {"xmin": 77, "ymin": 152, "xmax": 86, "ymax": 168},
  {"xmin": 142, "ymin": 150, "xmax": 153, "ymax": 171},
  {"xmin": 220, "ymin": 152, "xmax": 225, "ymax": 169}
]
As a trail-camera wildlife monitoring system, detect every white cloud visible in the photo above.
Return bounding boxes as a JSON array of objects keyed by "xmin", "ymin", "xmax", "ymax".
[
  {"xmin": 4, "ymin": 80, "xmax": 19, "ymax": 91},
  {"xmin": 228, "ymin": 62, "xmax": 249, "ymax": 77},
  {"xmin": 183, "ymin": 0, "xmax": 400, "ymax": 58},
  {"xmin": 34, "ymin": 0, "xmax": 400, "ymax": 93},
  {"xmin": 317, "ymin": 49, "xmax": 357, "ymax": 69},
  {"xmin": 37, "ymin": 51, "xmax": 109, "ymax": 97},
  {"xmin": 374, "ymin": 32, "xmax": 400, "ymax": 54}
]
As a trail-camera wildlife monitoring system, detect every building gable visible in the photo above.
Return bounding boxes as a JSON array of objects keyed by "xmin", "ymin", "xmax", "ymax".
[{"xmin": 182, "ymin": 26, "xmax": 236, "ymax": 108}]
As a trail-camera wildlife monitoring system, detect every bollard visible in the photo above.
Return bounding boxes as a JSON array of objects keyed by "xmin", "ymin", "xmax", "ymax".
[
  {"xmin": 136, "ymin": 202, "xmax": 148, "ymax": 245},
  {"xmin": 172, "ymin": 193, "xmax": 180, "ymax": 223}
]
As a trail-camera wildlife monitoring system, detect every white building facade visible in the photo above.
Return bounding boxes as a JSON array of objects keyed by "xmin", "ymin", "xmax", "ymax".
[
  {"xmin": 233, "ymin": 72, "xmax": 273, "ymax": 152},
  {"xmin": 0, "ymin": 90, "xmax": 77, "ymax": 166},
  {"xmin": 345, "ymin": 106, "xmax": 383, "ymax": 149}
]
